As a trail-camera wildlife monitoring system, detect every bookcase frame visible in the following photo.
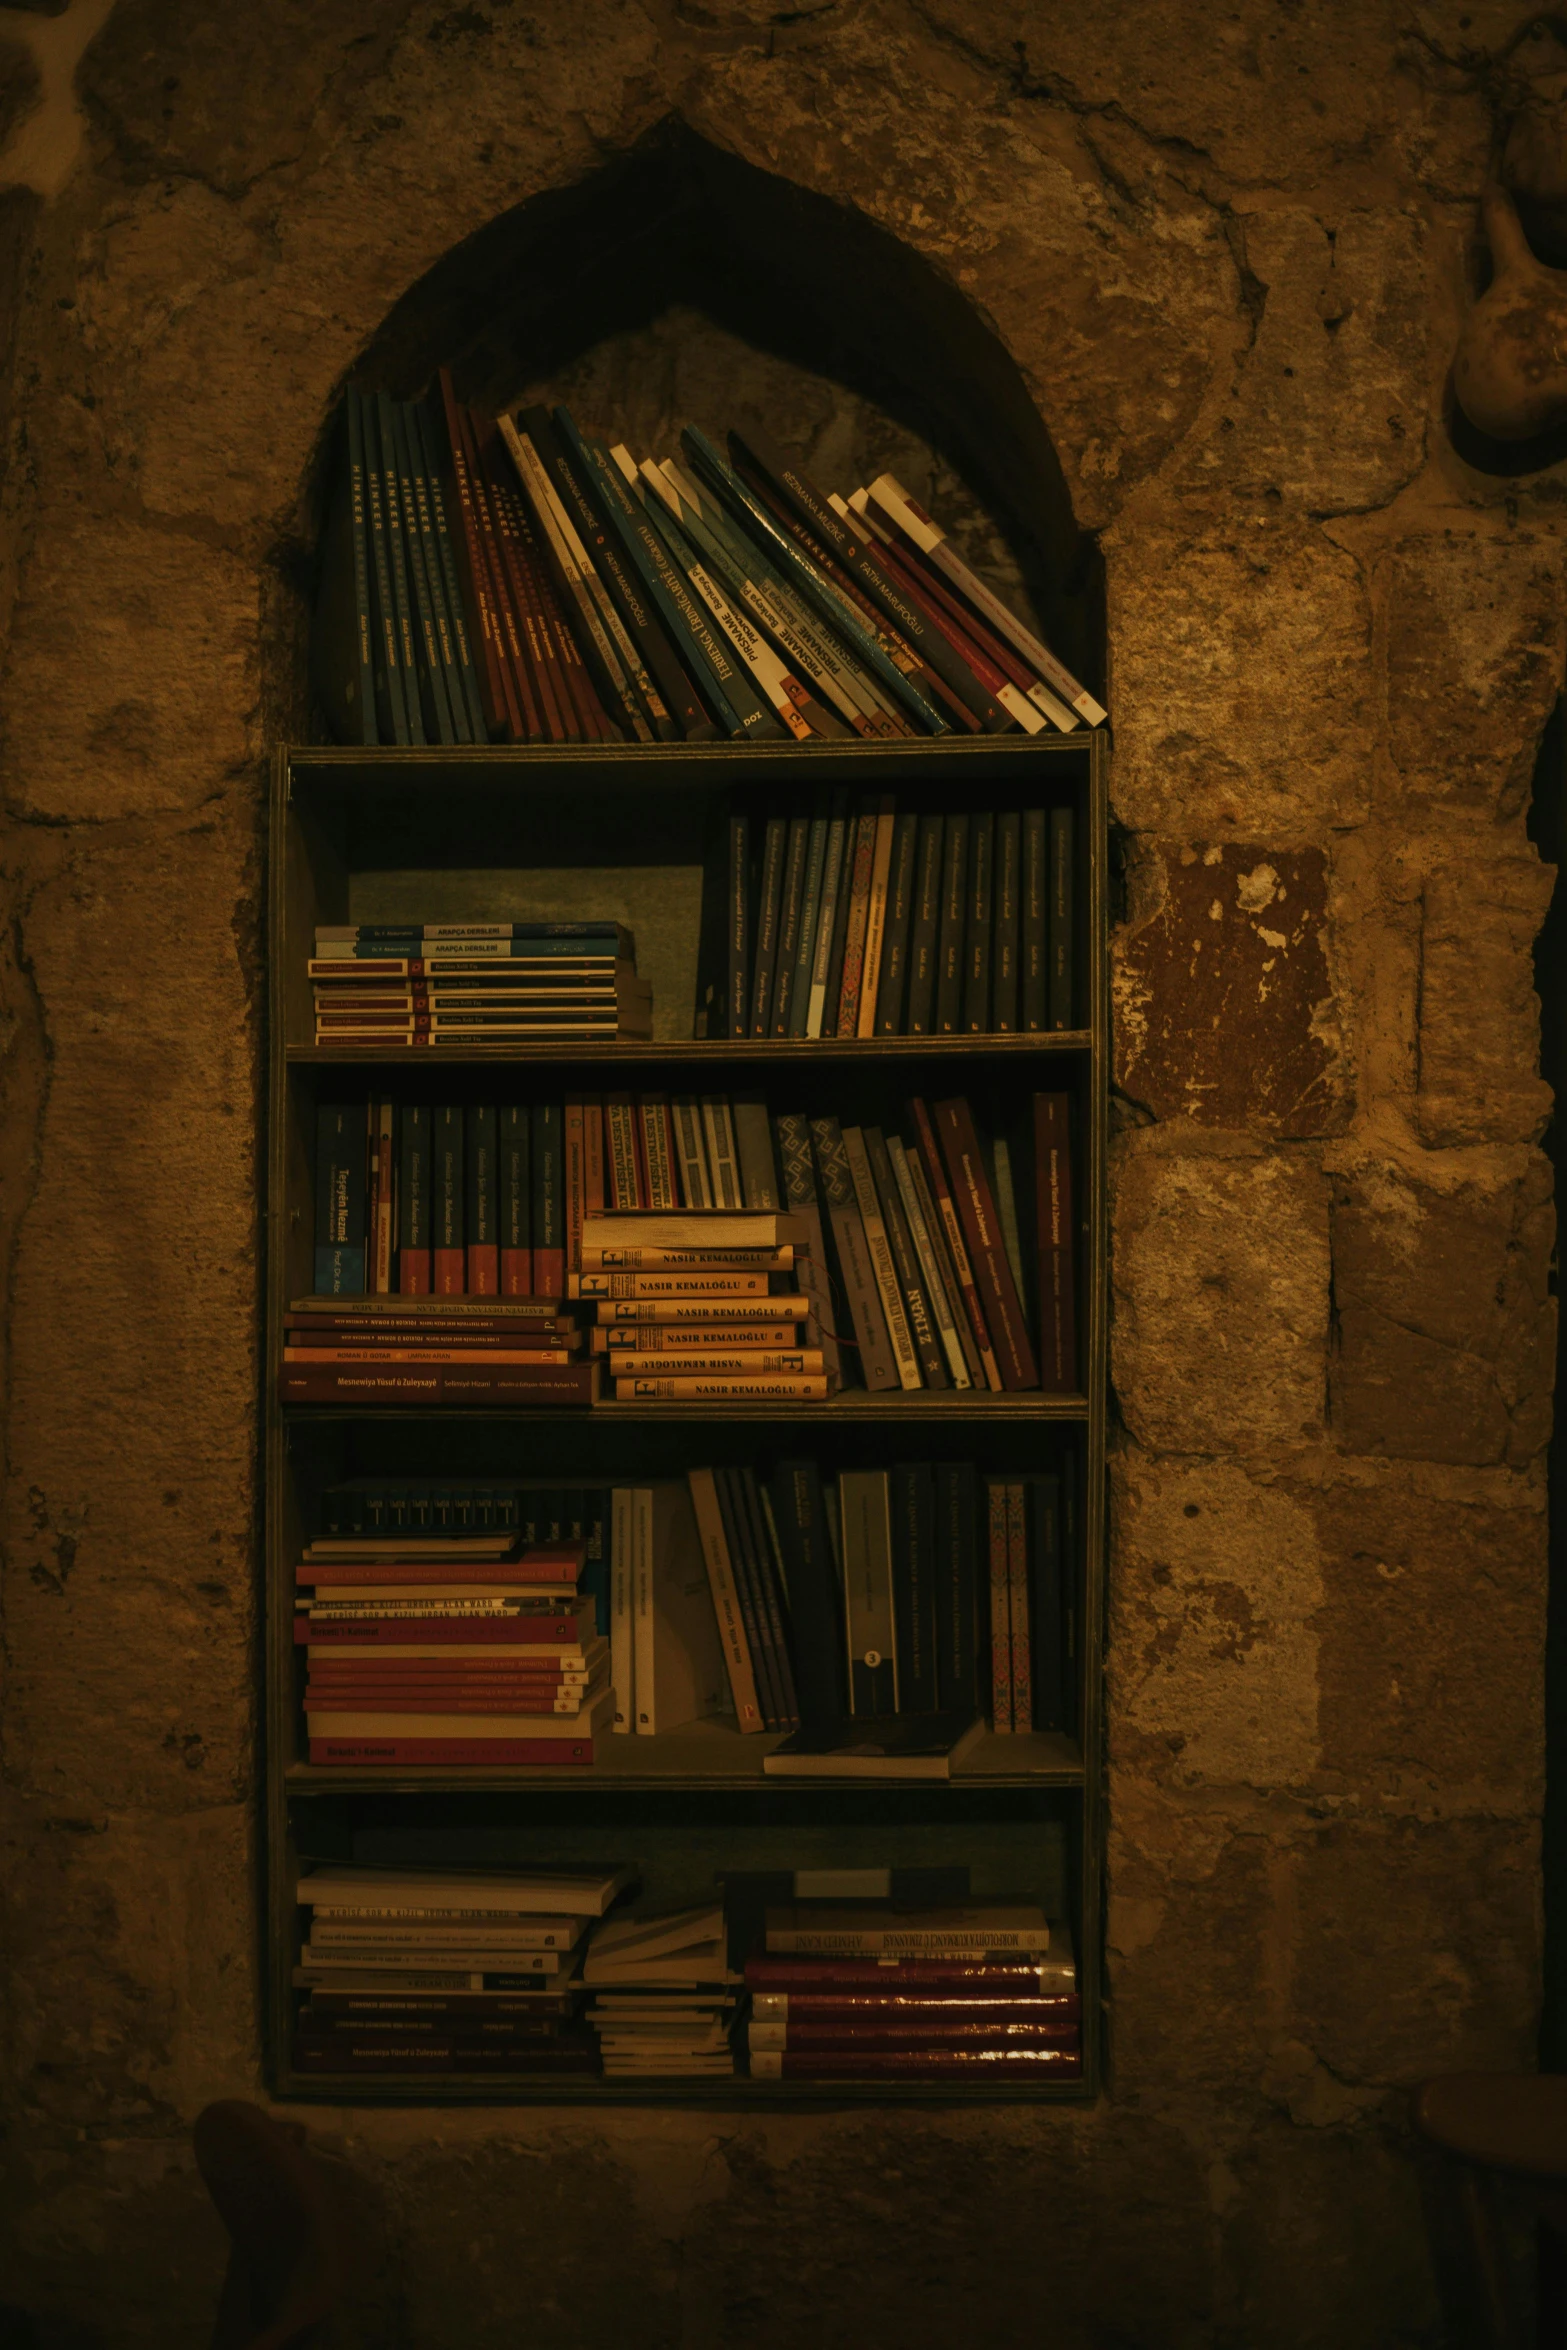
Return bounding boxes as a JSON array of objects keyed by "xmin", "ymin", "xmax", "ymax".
[{"xmin": 265, "ymin": 733, "xmax": 1109, "ymax": 2104}]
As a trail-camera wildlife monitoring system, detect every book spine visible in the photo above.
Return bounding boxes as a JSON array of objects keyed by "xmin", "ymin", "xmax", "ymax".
[
  {"xmin": 864, "ymin": 1127, "xmax": 946, "ymax": 1388},
  {"xmin": 403, "ymin": 398, "xmax": 470, "ymax": 743},
  {"xmin": 519, "ymin": 408, "xmax": 671, "ymax": 740},
  {"xmin": 457, "ymin": 404, "xmax": 534, "ymax": 738},
  {"xmin": 686, "ymin": 1466, "xmax": 765, "ymax": 1731},
  {"xmin": 834, "ymin": 804, "xmax": 880, "ymax": 1036},
  {"xmin": 856, "ymin": 798, "xmax": 898, "ymax": 1039},
  {"xmin": 435, "ymin": 370, "xmax": 509, "ymax": 737},
  {"xmin": 532, "ymin": 1101, "xmax": 564, "ymax": 1295},
  {"xmin": 773, "ymin": 1112, "xmax": 842, "ymax": 1393},
  {"xmin": 392, "ymin": 399, "xmax": 456, "ymax": 745},
  {"xmin": 993, "ymin": 811, "xmax": 1021, "ymax": 1033},
  {"xmin": 576, "ymin": 1271, "xmax": 773, "ymax": 1299},
  {"xmin": 500, "ymin": 1105, "xmax": 531, "ymax": 1297},
  {"xmin": 807, "ymin": 797, "xmax": 851, "ymax": 1037},
  {"xmin": 371, "ymin": 1100, "xmax": 395, "ymax": 1294},
  {"xmin": 887, "ymin": 1135, "xmax": 971, "ymax": 1389},
  {"xmin": 624, "ymin": 464, "xmax": 783, "ymax": 740},
  {"xmin": 701, "ymin": 1099, "xmax": 743, "ymax": 1211},
  {"xmin": 1049, "ymin": 805, "xmax": 1075, "ymax": 1030},
  {"xmin": 315, "ymin": 1104, "xmax": 367, "ymax": 1296},
  {"xmin": 839, "ymin": 1469, "xmax": 898, "ymax": 1714},
  {"xmin": 638, "ymin": 1098, "xmax": 679, "ymax": 1211},
  {"xmin": 1027, "ymin": 1474, "xmax": 1064, "ymax": 1734},
  {"xmin": 280, "ymin": 1365, "xmax": 597, "ymax": 1406},
  {"xmin": 739, "ymin": 1466, "xmax": 801, "ymax": 1729},
  {"xmin": 416, "ymin": 398, "xmax": 489, "ymax": 741},
  {"xmin": 890, "ymin": 1462, "xmax": 939, "ymax": 1714},
  {"xmin": 308, "ymin": 1738, "xmax": 596, "ymax": 1766},
  {"xmin": 344, "ymin": 390, "xmax": 378, "ymax": 744},
  {"xmin": 935, "ymin": 1462, "xmax": 979, "ymax": 1712},
  {"xmin": 1022, "ymin": 809, "xmax": 1048, "ymax": 1031},
  {"xmin": 936, "ymin": 812, "xmax": 969, "ymax": 1035},
  {"xmin": 1005, "ymin": 1480, "xmax": 1033, "ymax": 1729},
  {"xmin": 986, "ymin": 1477, "xmax": 1014, "ymax": 1733},
  {"xmin": 731, "ymin": 1094, "xmax": 780, "ymax": 1211},
  {"xmin": 964, "ymin": 810, "xmax": 994, "ymax": 1034},
  {"xmin": 610, "ymin": 1350, "xmax": 820, "ymax": 1376},
  {"xmin": 671, "ymin": 1097, "xmax": 712, "ymax": 1207},
  {"xmin": 751, "ymin": 2049, "xmax": 1081, "ymax": 2080},
  {"xmin": 464, "ymin": 1104, "xmax": 498, "ymax": 1295},
  {"xmin": 432, "ymin": 1107, "xmax": 464, "ymax": 1294},
  {"xmin": 749, "ymin": 816, "xmax": 787, "ymax": 1037},
  {"xmin": 905, "ymin": 812, "xmax": 945, "ymax": 1035},
  {"xmin": 769, "ymin": 817, "xmax": 811, "ymax": 1039},
  {"xmin": 374, "ymin": 391, "xmax": 427, "ymax": 744},
  {"xmin": 933, "ymin": 1097, "xmax": 1040, "ymax": 1391},
  {"xmin": 611, "ymin": 1484, "xmax": 635, "ymax": 1734},
  {"xmin": 474, "ymin": 421, "xmax": 569, "ymax": 738},
  {"xmin": 622, "ymin": 1375, "xmax": 828, "ymax": 1400},
  {"xmin": 909, "ymin": 1097, "xmax": 1003, "ymax": 1392},
  {"xmin": 603, "ymin": 1095, "xmax": 641, "ymax": 1212},
  {"xmin": 767, "ymin": 1459, "xmax": 846, "ymax": 1721},
  {"xmin": 397, "ymin": 1102, "xmax": 431, "ymax": 1295},
  {"xmin": 503, "ymin": 415, "xmax": 651, "ymax": 741},
  {"xmin": 788, "ymin": 814, "xmax": 830, "ymax": 1037},
  {"xmin": 583, "ymin": 440, "xmax": 748, "ymax": 735},
  {"xmin": 841, "ymin": 1126, "xmax": 922, "ymax": 1392},
  {"xmin": 875, "ymin": 810, "xmax": 920, "ymax": 1034},
  {"xmin": 727, "ymin": 811, "xmax": 750, "ymax": 1040},
  {"xmin": 362, "ymin": 392, "xmax": 410, "ymax": 745},
  {"xmin": 809, "ymin": 1117, "xmax": 898, "ymax": 1392}
]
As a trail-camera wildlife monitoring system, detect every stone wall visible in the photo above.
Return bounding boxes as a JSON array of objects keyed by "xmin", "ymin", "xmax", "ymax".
[{"xmin": 0, "ymin": 3, "xmax": 1557, "ymax": 2344}]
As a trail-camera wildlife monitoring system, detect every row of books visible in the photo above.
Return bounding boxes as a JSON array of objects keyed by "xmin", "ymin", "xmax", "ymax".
[
  {"xmin": 294, "ymin": 1458, "xmax": 1076, "ymax": 1767},
  {"xmin": 315, "ymin": 378, "xmax": 1106, "ymax": 751},
  {"xmin": 308, "ymin": 1092, "xmax": 1079, "ymax": 1398},
  {"xmin": 309, "ymin": 919, "xmax": 650, "ymax": 1047},
  {"xmin": 290, "ymin": 1863, "xmax": 1078, "ymax": 2082},
  {"xmin": 709, "ymin": 800, "xmax": 1074, "ymax": 1042}
]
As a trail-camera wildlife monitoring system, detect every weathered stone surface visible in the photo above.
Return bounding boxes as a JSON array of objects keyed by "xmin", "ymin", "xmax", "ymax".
[
  {"xmin": 1331, "ymin": 1147, "xmax": 1555, "ymax": 1466},
  {"xmin": 1111, "ymin": 1455, "xmax": 1322, "ymax": 1791},
  {"xmin": 1107, "ymin": 523, "xmax": 1374, "ymax": 835},
  {"xmin": 1385, "ymin": 529, "xmax": 1564, "ymax": 821},
  {"xmin": 1114, "ymin": 841, "xmax": 1349, "ymax": 1136},
  {"xmin": 0, "ymin": 33, "xmax": 43, "ymax": 152},
  {"xmin": 1113, "ymin": 1147, "xmax": 1331, "ymax": 1455},
  {"xmin": 1306, "ymin": 1468, "xmax": 1547, "ymax": 1806},
  {"xmin": 1181, "ymin": 207, "xmax": 1428, "ymax": 515},
  {"xmin": 1416, "ymin": 854, "xmax": 1555, "ymax": 1146}
]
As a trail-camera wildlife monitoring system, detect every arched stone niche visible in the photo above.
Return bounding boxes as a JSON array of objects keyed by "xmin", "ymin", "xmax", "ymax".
[{"xmin": 309, "ymin": 115, "xmax": 1103, "ymax": 729}]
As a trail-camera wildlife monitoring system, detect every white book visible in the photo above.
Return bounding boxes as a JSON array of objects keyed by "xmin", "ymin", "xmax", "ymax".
[
  {"xmin": 671, "ymin": 1098, "xmax": 712, "ymax": 1207},
  {"xmin": 700, "ymin": 1100, "xmax": 743, "ymax": 1210},
  {"xmin": 611, "ymin": 1485, "xmax": 635, "ymax": 1735},
  {"xmin": 633, "ymin": 1484, "xmax": 728, "ymax": 1736},
  {"xmin": 296, "ymin": 1864, "xmax": 636, "ymax": 1914},
  {"xmin": 588, "ymin": 1901, "xmax": 725, "ymax": 1963}
]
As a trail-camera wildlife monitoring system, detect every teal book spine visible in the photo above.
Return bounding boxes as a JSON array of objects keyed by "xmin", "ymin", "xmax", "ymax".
[
  {"xmin": 415, "ymin": 401, "xmax": 489, "ymax": 742},
  {"xmin": 371, "ymin": 391, "xmax": 423, "ymax": 745},
  {"xmin": 345, "ymin": 391, "xmax": 377, "ymax": 744},
  {"xmin": 392, "ymin": 400, "xmax": 456, "ymax": 745},
  {"xmin": 362, "ymin": 392, "xmax": 409, "ymax": 746},
  {"xmin": 403, "ymin": 398, "xmax": 471, "ymax": 743}
]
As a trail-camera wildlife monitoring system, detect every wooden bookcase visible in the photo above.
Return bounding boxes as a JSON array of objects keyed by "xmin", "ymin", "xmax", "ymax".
[{"xmin": 265, "ymin": 733, "xmax": 1108, "ymax": 2103}]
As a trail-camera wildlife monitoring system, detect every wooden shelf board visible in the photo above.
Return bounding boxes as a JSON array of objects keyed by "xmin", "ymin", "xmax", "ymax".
[
  {"xmin": 286, "ymin": 1033, "xmax": 1093, "ymax": 1066},
  {"xmin": 278, "ymin": 1393, "xmax": 1089, "ymax": 1426},
  {"xmin": 285, "ymin": 1722, "xmax": 1082, "ymax": 1795},
  {"xmin": 270, "ymin": 2070, "xmax": 1095, "ymax": 2107}
]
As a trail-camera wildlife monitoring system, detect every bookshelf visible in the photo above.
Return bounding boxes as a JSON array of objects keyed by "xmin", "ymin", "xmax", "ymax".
[{"xmin": 266, "ymin": 732, "xmax": 1107, "ymax": 2102}]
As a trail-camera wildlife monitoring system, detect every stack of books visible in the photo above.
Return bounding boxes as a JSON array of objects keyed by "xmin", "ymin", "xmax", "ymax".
[
  {"xmin": 296, "ymin": 1536, "xmax": 614, "ymax": 1767},
  {"xmin": 317, "ymin": 380, "xmax": 1107, "ymax": 750},
  {"xmin": 714, "ymin": 796, "xmax": 1074, "ymax": 1041},
  {"xmin": 310, "ymin": 920, "xmax": 651, "ymax": 1048},
  {"xmin": 279, "ymin": 1290, "xmax": 598, "ymax": 1409},
  {"xmin": 289, "ymin": 1863, "xmax": 637, "ymax": 2077},
  {"xmin": 745, "ymin": 1904, "xmax": 1080, "ymax": 2080},
  {"xmin": 314, "ymin": 1476, "xmax": 611, "ymax": 1625},
  {"xmin": 582, "ymin": 1901, "xmax": 741, "ymax": 2075},
  {"xmin": 581, "ymin": 1211, "xmax": 819, "ymax": 1401}
]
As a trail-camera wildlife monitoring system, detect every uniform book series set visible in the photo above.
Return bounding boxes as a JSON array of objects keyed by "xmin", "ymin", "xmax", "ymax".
[
  {"xmin": 290, "ymin": 1863, "xmax": 1077, "ymax": 2083},
  {"xmin": 294, "ymin": 1458, "xmax": 1077, "ymax": 1768},
  {"xmin": 313, "ymin": 376, "xmax": 1106, "ymax": 750},
  {"xmin": 704, "ymin": 797, "xmax": 1075, "ymax": 1041},
  {"xmin": 302, "ymin": 1090, "xmax": 1079, "ymax": 1404},
  {"xmin": 310, "ymin": 920, "xmax": 650, "ymax": 1048}
]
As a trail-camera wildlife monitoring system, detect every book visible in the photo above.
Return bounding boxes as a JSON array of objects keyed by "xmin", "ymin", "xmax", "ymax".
[
  {"xmin": 806, "ymin": 796, "xmax": 850, "ymax": 1036},
  {"xmin": 762, "ymin": 1710, "xmax": 985, "ymax": 1778},
  {"xmin": 905, "ymin": 812, "xmax": 944, "ymax": 1034},
  {"xmin": 841, "ymin": 1126, "xmax": 921, "ymax": 1392},
  {"xmin": 499, "ymin": 1105, "xmax": 530, "ymax": 1297},
  {"xmin": 392, "ymin": 398, "xmax": 457, "ymax": 745},
  {"xmin": 749, "ymin": 815, "xmax": 787, "ymax": 1036},
  {"xmin": 833, "ymin": 803, "xmax": 879, "ymax": 1034},
  {"xmin": 750, "ymin": 2046, "xmax": 1080, "ymax": 2078},
  {"xmin": 788, "ymin": 813, "xmax": 831, "ymax": 1035},
  {"xmin": 715, "ymin": 1465, "xmax": 787, "ymax": 1733},
  {"xmin": 932, "ymin": 1098, "xmax": 1039, "ymax": 1390},
  {"xmin": 886, "ymin": 1134, "xmax": 971, "ymax": 1389},
  {"xmin": 964, "ymin": 809, "xmax": 994, "ymax": 1033},
  {"xmin": 773, "ymin": 1112, "xmax": 841, "ymax": 1392},
  {"xmin": 611, "ymin": 1485, "xmax": 634, "ymax": 1733},
  {"xmin": 864, "ymin": 1127, "xmax": 946, "ymax": 1389},
  {"xmin": 765, "ymin": 1459, "xmax": 846, "ymax": 1723},
  {"xmin": 839, "ymin": 1469, "xmax": 897, "ymax": 1714},
  {"xmin": 632, "ymin": 1483, "xmax": 727, "ymax": 1735},
  {"xmin": 745, "ymin": 1952, "xmax": 1074, "ymax": 1993},
  {"xmin": 297, "ymin": 1864, "xmax": 637, "ymax": 1913},
  {"xmin": 769, "ymin": 816, "xmax": 811, "ymax": 1037},
  {"xmin": 700, "ymin": 1099, "xmax": 743, "ymax": 1211},
  {"xmin": 764, "ymin": 1902, "xmax": 1050, "ymax": 1955},
  {"xmin": 464, "ymin": 1104, "xmax": 498, "ymax": 1294},
  {"xmin": 809, "ymin": 1117, "xmax": 897, "ymax": 1393},
  {"xmin": 315, "ymin": 1105, "xmax": 368, "ymax": 1296},
  {"xmin": 279, "ymin": 1363, "xmax": 598, "ymax": 1406},
  {"xmin": 875, "ymin": 809, "xmax": 920, "ymax": 1034},
  {"xmin": 935, "ymin": 1463, "xmax": 980, "ymax": 1713},
  {"xmin": 737, "ymin": 1465, "xmax": 800, "ymax": 1728},
  {"xmin": 1022, "ymin": 808, "xmax": 1048, "ymax": 1031},
  {"xmin": 856, "ymin": 797, "xmax": 898, "ymax": 1038},
  {"xmin": 637, "ymin": 1098, "xmax": 679, "ymax": 1210},
  {"xmin": 532, "ymin": 1101, "xmax": 564, "ymax": 1294},
  {"xmin": 985, "ymin": 1476, "xmax": 1013, "ymax": 1733},
  {"xmin": 432, "ymin": 1106, "xmax": 464, "ymax": 1294},
  {"xmin": 993, "ymin": 810, "xmax": 1021, "ymax": 1032},
  {"xmin": 731, "ymin": 1095, "xmax": 779, "ymax": 1211},
  {"xmin": 1050, "ymin": 803, "xmax": 1075, "ymax": 1029},
  {"xmin": 935, "ymin": 812, "xmax": 969, "ymax": 1035},
  {"xmin": 889, "ymin": 1462, "xmax": 940, "ymax": 1714},
  {"xmin": 726, "ymin": 810, "xmax": 749, "ymax": 1039},
  {"xmin": 414, "ymin": 397, "xmax": 488, "ymax": 741},
  {"xmin": 685, "ymin": 1466, "xmax": 763, "ymax": 1732}
]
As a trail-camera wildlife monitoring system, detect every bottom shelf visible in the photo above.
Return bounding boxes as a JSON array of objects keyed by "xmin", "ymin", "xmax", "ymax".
[
  {"xmin": 285, "ymin": 1720, "xmax": 1083, "ymax": 1793},
  {"xmin": 271, "ymin": 2065, "xmax": 1096, "ymax": 2106}
]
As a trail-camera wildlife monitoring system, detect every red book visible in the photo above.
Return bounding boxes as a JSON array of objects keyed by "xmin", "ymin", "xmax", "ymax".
[
  {"xmin": 932, "ymin": 1098, "xmax": 1038, "ymax": 1390},
  {"xmin": 296, "ymin": 1610, "xmax": 593, "ymax": 1646},
  {"xmin": 295, "ymin": 1548, "xmax": 586, "ymax": 1586},
  {"xmin": 307, "ymin": 1737, "xmax": 599, "ymax": 1766},
  {"xmin": 765, "ymin": 2019, "xmax": 1079, "ymax": 2048},
  {"xmin": 277, "ymin": 1363, "xmax": 598, "ymax": 1407},
  {"xmin": 750, "ymin": 2046, "xmax": 1081, "ymax": 2079},
  {"xmin": 398, "ymin": 1251, "xmax": 432, "ymax": 1296},
  {"xmin": 908, "ymin": 1098, "xmax": 1002, "ymax": 1392},
  {"xmin": 452, "ymin": 401, "xmax": 532, "ymax": 741},
  {"xmin": 436, "ymin": 367, "xmax": 511, "ymax": 738},
  {"xmin": 469, "ymin": 412, "xmax": 554, "ymax": 741},
  {"xmin": 1033, "ymin": 1093, "xmax": 1078, "ymax": 1392},
  {"xmin": 305, "ymin": 1693, "xmax": 597, "ymax": 1715},
  {"xmin": 834, "ymin": 806, "xmax": 880, "ymax": 1036},
  {"xmin": 752, "ymin": 1994, "xmax": 1080, "ymax": 2024}
]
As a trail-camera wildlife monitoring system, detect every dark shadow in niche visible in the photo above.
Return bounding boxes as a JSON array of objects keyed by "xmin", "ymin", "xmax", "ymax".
[{"xmin": 341, "ymin": 114, "xmax": 1103, "ymax": 707}]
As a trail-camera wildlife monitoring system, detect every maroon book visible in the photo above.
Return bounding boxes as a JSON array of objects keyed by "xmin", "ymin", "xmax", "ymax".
[
  {"xmin": 745, "ymin": 1957, "xmax": 1070, "ymax": 1995},
  {"xmin": 1033, "ymin": 1092, "xmax": 1078, "ymax": 1392},
  {"xmin": 752, "ymin": 1992, "xmax": 1080, "ymax": 2024},
  {"xmin": 932, "ymin": 1097, "xmax": 1038, "ymax": 1390},
  {"xmin": 751, "ymin": 2046, "xmax": 1081, "ymax": 2079},
  {"xmin": 278, "ymin": 1362, "xmax": 597, "ymax": 1407},
  {"xmin": 307, "ymin": 1735, "xmax": 598, "ymax": 1765}
]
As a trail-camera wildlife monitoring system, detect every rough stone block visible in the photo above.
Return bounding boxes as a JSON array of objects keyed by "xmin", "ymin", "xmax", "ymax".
[
  {"xmin": 1415, "ymin": 856, "xmax": 1554, "ymax": 1145},
  {"xmin": 1112, "ymin": 1146, "xmax": 1331, "ymax": 1454},
  {"xmin": 0, "ymin": 516, "xmax": 258, "ymax": 820},
  {"xmin": 1114, "ymin": 841, "xmax": 1349, "ymax": 1136},
  {"xmin": 1107, "ymin": 524, "xmax": 1373, "ymax": 834},
  {"xmin": 1385, "ymin": 531, "xmax": 1564, "ymax": 820},
  {"xmin": 1182, "ymin": 207, "xmax": 1427, "ymax": 515},
  {"xmin": 1305, "ymin": 1468, "xmax": 1546, "ymax": 1805},
  {"xmin": 1330, "ymin": 1148, "xmax": 1555, "ymax": 1466}
]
